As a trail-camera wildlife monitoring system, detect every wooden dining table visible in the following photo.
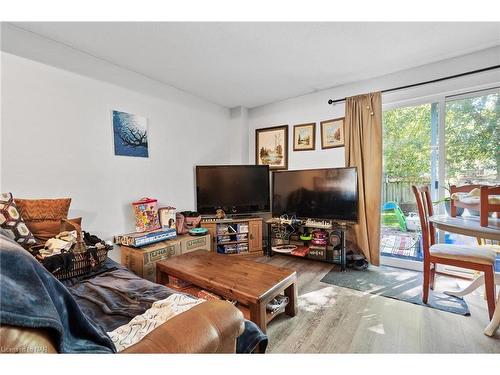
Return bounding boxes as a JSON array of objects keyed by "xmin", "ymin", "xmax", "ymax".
[
  {"xmin": 428, "ymin": 214, "xmax": 500, "ymax": 336},
  {"xmin": 429, "ymin": 214, "xmax": 500, "ymax": 241}
]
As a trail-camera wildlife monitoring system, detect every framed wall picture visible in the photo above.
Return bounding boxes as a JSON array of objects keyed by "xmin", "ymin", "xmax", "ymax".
[
  {"xmin": 112, "ymin": 110, "xmax": 149, "ymax": 157},
  {"xmin": 320, "ymin": 117, "xmax": 345, "ymax": 149},
  {"xmin": 255, "ymin": 125, "xmax": 288, "ymax": 170},
  {"xmin": 293, "ymin": 123, "xmax": 316, "ymax": 151}
]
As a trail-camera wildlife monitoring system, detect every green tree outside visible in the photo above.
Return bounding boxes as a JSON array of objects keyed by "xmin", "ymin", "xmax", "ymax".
[
  {"xmin": 383, "ymin": 103, "xmax": 432, "ymax": 183},
  {"xmin": 445, "ymin": 93, "xmax": 499, "ymax": 183},
  {"xmin": 383, "ymin": 92, "xmax": 499, "ymax": 185}
]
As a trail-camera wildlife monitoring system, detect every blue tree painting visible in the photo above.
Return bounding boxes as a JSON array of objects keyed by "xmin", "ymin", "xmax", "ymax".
[{"xmin": 112, "ymin": 110, "xmax": 149, "ymax": 157}]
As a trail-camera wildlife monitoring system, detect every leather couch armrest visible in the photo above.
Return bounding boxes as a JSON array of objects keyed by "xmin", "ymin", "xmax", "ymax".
[
  {"xmin": 0, "ymin": 325, "xmax": 58, "ymax": 354},
  {"xmin": 122, "ymin": 300, "xmax": 245, "ymax": 354}
]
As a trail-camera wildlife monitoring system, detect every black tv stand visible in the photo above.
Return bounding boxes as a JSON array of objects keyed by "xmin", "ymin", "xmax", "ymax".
[{"xmin": 265, "ymin": 218, "xmax": 352, "ymax": 271}]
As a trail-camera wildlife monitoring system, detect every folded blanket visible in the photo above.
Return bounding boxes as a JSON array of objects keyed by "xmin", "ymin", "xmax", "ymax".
[
  {"xmin": 0, "ymin": 235, "xmax": 115, "ymax": 353},
  {"xmin": 108, "ymin": 294, "xmax": 204, "ymax": 352}
]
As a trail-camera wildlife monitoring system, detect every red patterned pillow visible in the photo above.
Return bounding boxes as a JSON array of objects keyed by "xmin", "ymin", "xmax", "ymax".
[{"xmin": 0, "ymin": 193, "xmax": 37, "ymax": 247}]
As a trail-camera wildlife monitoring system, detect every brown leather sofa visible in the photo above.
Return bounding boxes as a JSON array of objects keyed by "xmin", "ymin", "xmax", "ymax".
[
  {"xmin": 1, "ymin": 196, "xmax": 246, "ymax": 354},
  {"xmin": 1, "ymin": 300, "xmax": 245, "ymax": 354}
]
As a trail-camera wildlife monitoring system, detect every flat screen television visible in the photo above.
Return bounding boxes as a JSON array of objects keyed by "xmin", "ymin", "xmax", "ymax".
[
  {"xmin": 196, "ymin": 165, "xmax": 270, "ymax": 215},
  {"xmin": 272, "ymin": 167, "xmax": 358, "ymax": 222}
]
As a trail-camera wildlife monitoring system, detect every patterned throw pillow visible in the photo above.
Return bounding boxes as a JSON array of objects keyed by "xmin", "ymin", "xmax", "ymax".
[
  {"xmin": 0, "ymin": 193, "xmax": 37, "ymax": 247},
  {"xmin": 15, "ymin": 198, "xmax": 71, "ymax": 243}
]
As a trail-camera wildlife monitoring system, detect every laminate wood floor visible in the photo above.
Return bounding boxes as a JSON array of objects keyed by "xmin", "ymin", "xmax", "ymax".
[{"xmin": 252, "ymin": 254, "xmax": 500, "ymax": 353}]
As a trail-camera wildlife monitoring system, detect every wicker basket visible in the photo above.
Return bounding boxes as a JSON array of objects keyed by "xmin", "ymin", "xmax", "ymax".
[{"xmin": 31, "ymin": 242, "xmax": 110, "ymax": 280}]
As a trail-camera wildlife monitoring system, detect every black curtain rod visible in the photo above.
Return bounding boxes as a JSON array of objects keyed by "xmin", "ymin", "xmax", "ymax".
[{"xmin": 327, "ymin": 65, "xmax": 500, "ymax": 105}]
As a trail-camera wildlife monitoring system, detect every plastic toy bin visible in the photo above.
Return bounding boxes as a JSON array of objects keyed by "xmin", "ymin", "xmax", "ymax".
[{"xmin": 132, "ymin": 197, "xmax": 160, "ymax": 232}]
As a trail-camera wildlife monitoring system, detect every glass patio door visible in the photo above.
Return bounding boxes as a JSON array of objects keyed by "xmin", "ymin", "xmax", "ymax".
[
  {"xmin": 437, "ymin": 88, "xmax": 500, "ymax": 275},
  {"xmin": 380, "ymin": 87, "xmax": 499, "ymax": 272},
  {"xmin": 380, "ymin": 101, "xmax": 440, "ymax": 270}
]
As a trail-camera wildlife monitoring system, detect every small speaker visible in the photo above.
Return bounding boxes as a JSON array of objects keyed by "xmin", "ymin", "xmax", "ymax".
[{"xmin": 329, "ymin": 231, "xmax": 342, "ymax": 248}]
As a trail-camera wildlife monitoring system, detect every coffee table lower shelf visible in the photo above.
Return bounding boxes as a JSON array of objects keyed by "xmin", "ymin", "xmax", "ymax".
[
  {"xmin": 237, "ymin": 304, "xmax": 287, "ymax": 325},
  {"xmin": 166, "ymin": 283, "xmax": 287, "ymax": 326}
]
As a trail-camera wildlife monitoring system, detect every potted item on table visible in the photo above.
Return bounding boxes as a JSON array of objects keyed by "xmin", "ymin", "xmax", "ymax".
[
  {"xmin": 434, "ymin": 182, "xmax": 465, "ymax": 216},
  {"xmin": 432, "ymin": 197, "xmax": 464, "ymax": 216},
  {"xmin": 446, "ymin": 198, "xmax": 464, "ymax": 216},
  {"xmin": 132, "ymin": 198, "xmax": 160, "ymax": 232}
]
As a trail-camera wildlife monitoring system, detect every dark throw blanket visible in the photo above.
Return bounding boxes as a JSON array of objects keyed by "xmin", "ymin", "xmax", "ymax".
[
  {"xmin": 62, "ymin": 260, "xmax": 174, "ymax": 332},
  {"xmin": 63, "ymin": 259, "xmax": 268, "ymax": 353},
  {"xmin": 0, "ymin": 235, "xmax": 267, "ymax": 353},
  {"xmin": 0, "ymin": 236, "xmax": 115, "ymax": 353}
]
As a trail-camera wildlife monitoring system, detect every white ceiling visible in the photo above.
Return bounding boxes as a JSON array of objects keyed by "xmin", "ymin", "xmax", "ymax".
[{"xmin": 10, "ymin": 22, "xmax": 500, "ymax": 108}]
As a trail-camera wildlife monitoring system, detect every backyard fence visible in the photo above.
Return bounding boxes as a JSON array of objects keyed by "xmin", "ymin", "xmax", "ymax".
[{"xmin": 382, "ymin": 180, "xmax": 429, "ymax": 214}]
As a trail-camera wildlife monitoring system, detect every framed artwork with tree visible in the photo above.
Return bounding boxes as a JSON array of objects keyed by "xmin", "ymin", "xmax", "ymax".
[
  {"xmin": 255, "ymin": 125, "xmax": 288, "ymax": 170},
  {"xmin": 320, "ymin": 117, "xmax": 345, "ymax": 149},
  {"xmin": 112, "ymin": 110, "xmax": 149, "ymax": 157},
  {"xmin": 293, "ymin": 123, "xmax": 316, "ymax": 151}
]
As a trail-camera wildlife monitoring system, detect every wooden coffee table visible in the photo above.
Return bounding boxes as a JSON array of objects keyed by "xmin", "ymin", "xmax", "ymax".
[{"xmin": 156, "ymin": 250, "xmax": 297, "ymax": 333}]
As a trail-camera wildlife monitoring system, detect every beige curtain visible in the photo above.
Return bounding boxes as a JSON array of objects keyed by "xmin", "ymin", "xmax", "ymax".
[{"xmin": 344, "ymin": 92, "xmax": 382, "ymax": 266}]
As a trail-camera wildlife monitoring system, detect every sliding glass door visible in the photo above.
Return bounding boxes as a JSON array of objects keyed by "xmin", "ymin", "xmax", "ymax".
[
  {"xmin": 380, "ymin": 87, "xmax": 499, "ymax": 271},
  {"xmin": 381, "ymin": 102, "xmax": 439, "ymax": 269},
  {"xmin": 441, "ymin": 89, "xmax": 500, "ymax": 245}
]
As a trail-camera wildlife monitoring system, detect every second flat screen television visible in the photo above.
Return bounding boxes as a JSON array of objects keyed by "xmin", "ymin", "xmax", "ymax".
[
  {"xmin": 272, "ymin": 167, "xmax": 358, "ymax": 222},
  {"xmin": 196, "ymin": 165, "xmax": 270, "ymax": 215}
]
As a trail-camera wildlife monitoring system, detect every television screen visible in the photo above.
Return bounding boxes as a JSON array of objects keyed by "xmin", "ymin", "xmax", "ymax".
[
  {"xmin": 196, "ymin": 165, "xmax": 270, "ymax": 215},
  {"xmin": 272, "ymin": 167, "xmax": 358, "ymax": 221}
]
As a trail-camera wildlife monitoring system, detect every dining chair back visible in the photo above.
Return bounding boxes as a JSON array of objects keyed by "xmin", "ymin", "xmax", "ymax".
[
  {"xmin": 411, "ymin": 185, "xmax": 435, "ymax": 259},
  {"xmin": 450, "ymin": 184, "xmax": 500, "ymax": 226},
  {"xmin": 481, "ymin": 185, "xmax": 500, "ymax": 225}
]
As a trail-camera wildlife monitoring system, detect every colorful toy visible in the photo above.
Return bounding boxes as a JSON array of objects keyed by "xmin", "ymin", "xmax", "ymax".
[
  {"xmin": 159, "ymin": 206, "xmax": 177, "ymax": 230},
  {"xmin": 114, "ymin": 227, "xmax": 176, "ymax": 247},
  {"xmin": 311, "ymin": 229, "xmax": 328, "ymax": 246},
  {"xmin": 381, "ymin": 201, "xmax": 407, "ymax": 231},
  {"xmin": 189, "ymin": 228, "xmax": 208, "ymax": 236},
  {"xmin": 132, "ymin": 197, "xmax": 160, "ymax": 232},
  {"xmin": 300, "ymin": 233, "xmax": 312, "ymax": 241}
]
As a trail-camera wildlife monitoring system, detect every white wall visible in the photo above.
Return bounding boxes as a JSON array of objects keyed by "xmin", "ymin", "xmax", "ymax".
[
  {"xmin": 229, "ymin": 106, "xmax": 250, "ymax": 164},
  {"xmin": 0, "ymin": 52, "xmax": 236, "ymax": 260},
  {"xmin": 248, "ymin": 46, "xmax": 500, "ymax": 171}
]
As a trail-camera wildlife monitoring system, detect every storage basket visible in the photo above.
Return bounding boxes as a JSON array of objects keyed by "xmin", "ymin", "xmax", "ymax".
[{"xmin": 31, "ymin": 242, "xmax": 110, "ymax": 280}]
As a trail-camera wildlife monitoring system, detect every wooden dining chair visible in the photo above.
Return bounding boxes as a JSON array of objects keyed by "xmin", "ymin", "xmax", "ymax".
[
  {"xmin": 412, "ymin": 185, "xmax": 497, "ymax": 320},
  {"xmin": 450, "ymin": 184, "xmax": 500, "ymax": 227}
]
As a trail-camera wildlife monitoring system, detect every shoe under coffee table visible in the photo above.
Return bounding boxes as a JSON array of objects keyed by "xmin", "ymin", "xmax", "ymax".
[{"xmin": 156, "ymin": 250, "xmax": 297, "ymax": 333}]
